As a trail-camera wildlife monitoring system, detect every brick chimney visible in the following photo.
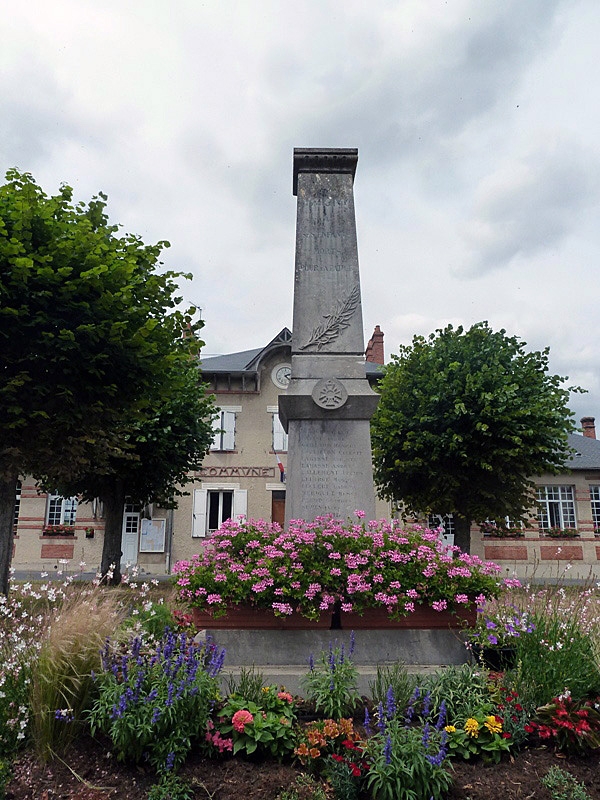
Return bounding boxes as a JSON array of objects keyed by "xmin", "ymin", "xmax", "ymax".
[
  {"xmin": 365, "ymin": 325, "xmax": 384, "ymax": 365},
  {"xmin": 581, "ymin": 416, "xmax": 596, "ymax": 439}
]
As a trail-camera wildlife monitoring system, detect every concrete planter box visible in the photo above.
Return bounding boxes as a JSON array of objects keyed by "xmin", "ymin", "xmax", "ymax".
[
  {"xmin": 192, "ymin": 604, "xmax": 475, "ymax": 632},
  {"xmin": 193, "ymin": 605, "xmax": 475, "ymax": 673}
]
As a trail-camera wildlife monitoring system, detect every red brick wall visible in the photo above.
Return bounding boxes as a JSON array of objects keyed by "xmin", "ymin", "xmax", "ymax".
[
  {"xmin": 40, "ymin": 543, "xmax": 75, "ymax": 560},
  {"xmin": 540, "ymin": 545, "xmax": 583, "ymax": 561},
  {"xmin": 484, "ymin": 545, "xmax": 528, "ymax": 560}
]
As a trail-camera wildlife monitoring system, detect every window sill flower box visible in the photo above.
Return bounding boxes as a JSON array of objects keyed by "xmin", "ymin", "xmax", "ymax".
[
  {"xmin": 544, "ymin": 528, "xmax": 580, "ymax": 539},
  {"xmin": 42, "ymin": 525, "xmax": 75, "ymax": 537},
  {"xmin": 479, "ymin": 522, "xmax": 525, "ymax": 538}
]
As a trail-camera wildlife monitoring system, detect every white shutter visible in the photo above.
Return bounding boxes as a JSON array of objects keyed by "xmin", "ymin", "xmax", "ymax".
[
  {"xmin": 192, "ymin": 489, "xmax": 207, "ymax": 537},
  {"xmin": 233, "ymin": 489, "xmax": 247, "ymax": 520},
  {"xmin": 222, "ymin": 410, "xmax": 236, "ymax": 450},
  {"xmin": 272, "ymin": 414, "xmax": 288, "ymax": 452}
]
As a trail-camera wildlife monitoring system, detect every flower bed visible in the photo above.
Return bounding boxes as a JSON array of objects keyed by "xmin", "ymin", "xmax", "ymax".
[{"xmin": 173, "ymin": 515, "xmax": 503, "ymax": 623}]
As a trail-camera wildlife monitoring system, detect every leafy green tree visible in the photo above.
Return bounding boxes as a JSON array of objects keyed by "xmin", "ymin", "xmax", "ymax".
[
  {"xmin": 0, "ymin": 169, "xmax": 213, "ymax": 591},
  {"xmin": 371, "ymin": 322, "xmax": 579, "ymax": 552},
  {"xmin": 47, "ymin": 354, "xmax": 216, "ymax": 582}
]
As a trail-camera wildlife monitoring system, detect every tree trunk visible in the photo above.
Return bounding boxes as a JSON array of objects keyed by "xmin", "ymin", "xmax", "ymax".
[
  {"xmin": 100, "ymin": 478, "xmax": 126, "ymax": 586},
  {"xmin": 0, "ymin": 473, "xmax": 19, "ymax": 596},
  {"xmin": 454, "ymin": 516, "xmax": 472, "ymax": 554}
]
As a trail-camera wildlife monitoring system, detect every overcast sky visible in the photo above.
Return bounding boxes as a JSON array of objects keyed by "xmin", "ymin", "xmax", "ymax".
[{"xmin": 2, "ymin": 0, "xmax": 599, "ymax": 424}]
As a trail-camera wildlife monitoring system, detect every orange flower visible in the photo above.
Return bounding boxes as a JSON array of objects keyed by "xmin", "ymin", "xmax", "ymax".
[
  {"xmin": 309, "ymin": 747, "xmax": 321, "ymax": 759},
  {"xmin": 295, "ymin": 743, "xmax": 309, "ymax": 757}
]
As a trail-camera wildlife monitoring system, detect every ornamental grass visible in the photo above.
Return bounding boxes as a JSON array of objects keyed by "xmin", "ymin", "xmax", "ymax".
[
  {"xmin": 173, "ymin": 515, "xmax": 502, "ymax": 620},
  {"xmin": 30, "ymin": 582, "xmax": 127, "ymax": 761}
]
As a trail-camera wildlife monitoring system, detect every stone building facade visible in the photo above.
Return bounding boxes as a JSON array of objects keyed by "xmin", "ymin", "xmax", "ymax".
[
  {"xmin": 11, "ymin": 327, "xmax": 387, "ymax": 575},
  {"xmin": 11, "ymin": 324, "xmax": 600, "ymax": 579}
]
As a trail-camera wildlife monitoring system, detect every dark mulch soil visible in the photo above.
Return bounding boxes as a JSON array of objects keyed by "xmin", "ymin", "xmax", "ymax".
[{"xmin": 6, "ymin": 736, "xmax": 600, "ymax": 800}]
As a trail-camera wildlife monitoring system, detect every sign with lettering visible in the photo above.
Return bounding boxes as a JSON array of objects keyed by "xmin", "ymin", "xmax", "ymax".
[{"xmin": 198, "ymin": 466, "xmax": 275, "ymax": 478}]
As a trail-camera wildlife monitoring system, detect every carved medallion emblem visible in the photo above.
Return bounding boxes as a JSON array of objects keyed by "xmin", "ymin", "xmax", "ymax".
[{"xmin": 312, "ymin": 377, "xmax": 348, "ymax": 409}]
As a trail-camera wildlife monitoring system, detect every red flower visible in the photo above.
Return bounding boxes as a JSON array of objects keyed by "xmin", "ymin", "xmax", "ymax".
[
  {"xmin": 331, "ymin": 754, "xmax": 344, "ymax": 762},
  {"xmin": 351, "ymin": 765, "xmax": 361, "ymax": 777},
  {"xmin": 502, "ymin": 732, "xmax": 511, "ymax": 739}
]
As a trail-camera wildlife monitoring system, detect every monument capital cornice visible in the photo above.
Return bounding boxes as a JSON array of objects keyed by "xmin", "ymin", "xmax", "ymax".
[{"xmin": 293, "ymin": 148, "xmax": 358, "ymax": 195}]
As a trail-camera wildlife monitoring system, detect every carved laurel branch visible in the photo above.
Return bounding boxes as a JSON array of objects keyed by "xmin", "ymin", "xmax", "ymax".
[{"xmin": 300, "ymin": 284, "xmax": 360, "ymax": 351}]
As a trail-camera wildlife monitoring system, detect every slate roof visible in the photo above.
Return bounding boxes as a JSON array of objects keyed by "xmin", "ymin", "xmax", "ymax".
[
  {"xmin": 200, "ymin": 327, "xmax": 384, "ymax": 379},
  {"xmin": 566, "ymin": 432, "xmax": 600, "ymax": 470}
]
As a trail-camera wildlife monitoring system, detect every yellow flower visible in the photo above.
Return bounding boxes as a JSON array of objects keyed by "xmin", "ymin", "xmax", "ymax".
[
  {"xmin": 444, "ymin": 725, "xmax": 457, "ymax": 733},
  {"xmin": 464, "ymin": 718, "xmax": 480, "ymax": 737},
  {"xmin": 484, "ymin": 715, "xmax": 502, "ymax": 734}
]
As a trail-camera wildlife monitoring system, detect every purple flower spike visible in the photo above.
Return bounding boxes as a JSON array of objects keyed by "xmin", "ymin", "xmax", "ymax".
[
  {"xmin": 384, "ymin": 734, "xmax": 392, "ymax": 764},
  {"xmin": 386, "ymin": 685, "xmax": 396, "ymax": 719}
]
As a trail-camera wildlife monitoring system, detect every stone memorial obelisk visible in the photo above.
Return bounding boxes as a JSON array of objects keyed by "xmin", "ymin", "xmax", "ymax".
[{"xmin": 279, "ymin": 148, "xmax": 379, "ymax": 526}]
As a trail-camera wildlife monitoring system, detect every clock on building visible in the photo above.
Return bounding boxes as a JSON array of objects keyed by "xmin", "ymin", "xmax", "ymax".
[{"xmin": 271, "ymin": 363, "xmax": 291, "ymax": 389}]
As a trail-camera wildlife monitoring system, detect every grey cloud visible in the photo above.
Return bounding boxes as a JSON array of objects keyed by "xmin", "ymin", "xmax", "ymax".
[
  {"xmin": 0, "ymin": 60, "xmax": 124, "ymax": 180},
  {"xmin": 292, "ymin": 1, "xmax": 560, "ymax": 151},
  {"xmin": 460, "ymin": 141, "xmax": 600, "ymax": 276}
]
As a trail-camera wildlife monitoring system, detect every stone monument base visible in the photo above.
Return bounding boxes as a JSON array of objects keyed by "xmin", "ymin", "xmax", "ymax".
[{"xmin": 200, "ymin": 628, "xmax": 468, "ymax": 668}]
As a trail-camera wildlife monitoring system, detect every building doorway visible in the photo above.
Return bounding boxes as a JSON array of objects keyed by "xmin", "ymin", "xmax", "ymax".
[
  {"xmin": 271, "ymin": 490, "xmax": 286, "ymax": 528},
  {"xmin": 121, "ymin": 502, "xmax": 141, "ymax": 566}
]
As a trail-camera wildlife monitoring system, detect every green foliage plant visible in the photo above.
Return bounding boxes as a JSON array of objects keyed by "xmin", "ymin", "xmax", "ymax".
[
  {"xmin": 526, "ymin": 691, "xmax": 600, "ymax": 755},
  {"xmin": 213, "ymin": 685, "xmax": 297, "ymax": 760},
  {"xmin": 89, "ymin": 629, "xmax": 223, "ymax": 774},
  {"xmin": 421, "ymin": 663, "xmax": 493, "ymax": 724},
  {"xmin": 365, "ymin": 690, "xmax": 452, "ymax": 800},
  {"xmin": 466, "ymin": 595, "xmax": 535, "ymax": 650},
  {"xmin": 371, "ymin": 322, "xmax": 579, "ymax": 552},
  {"xmin": 326, "ymin": 757, "xmax": 363, "ymax": 800},
  {"xmin": 30, "ymin": 582, "xmax": 126, "ymax": 761},
  {"xmin": 147, "ymin": 773, "xmax": 194, "ymax": 800},
  {"xmin": 443, "ymin": 712, "xmax": 512, "ymax": 763},
  {"xmin": 0, "ymin": 573, "xmax": 81, "ymax": 757},
  {"xmin": 0, "ymin": 657, "xmax": 31, "ymax": 759},
  {"xmin": 275, "ymin": 773, "xmax": 328, "ymax": 800},
  {"xmin": 368, "ymin": 662, "xmax": 418, "ymax": 713},
  {"xmin": 225, "ymin": 665, "xmax": 266, "ymax": 705},
  {"xmin": 0, "ymin": 168, "xmax": 216, "ymax": 589},
  {"xmin": 301, "ymin": 638, "xmax": 360, "ymax": 719},
  {"xmin": 501, "ymin": 584, "xmax": 600, "ymax": 708},
  {"xmin": 0, "ymin": 757, "xmax": 11, "ymax": 800},
  {"xmin": 122, "ymin": 599, "xmax": 176, "ymax": 640},
  {"xmin": 492, "ymin": 679, "xmax": 535, "ymax": 750},
  {"xmin": 540, "ymin": 766, "xmax": 593, "ymax": 800}
]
